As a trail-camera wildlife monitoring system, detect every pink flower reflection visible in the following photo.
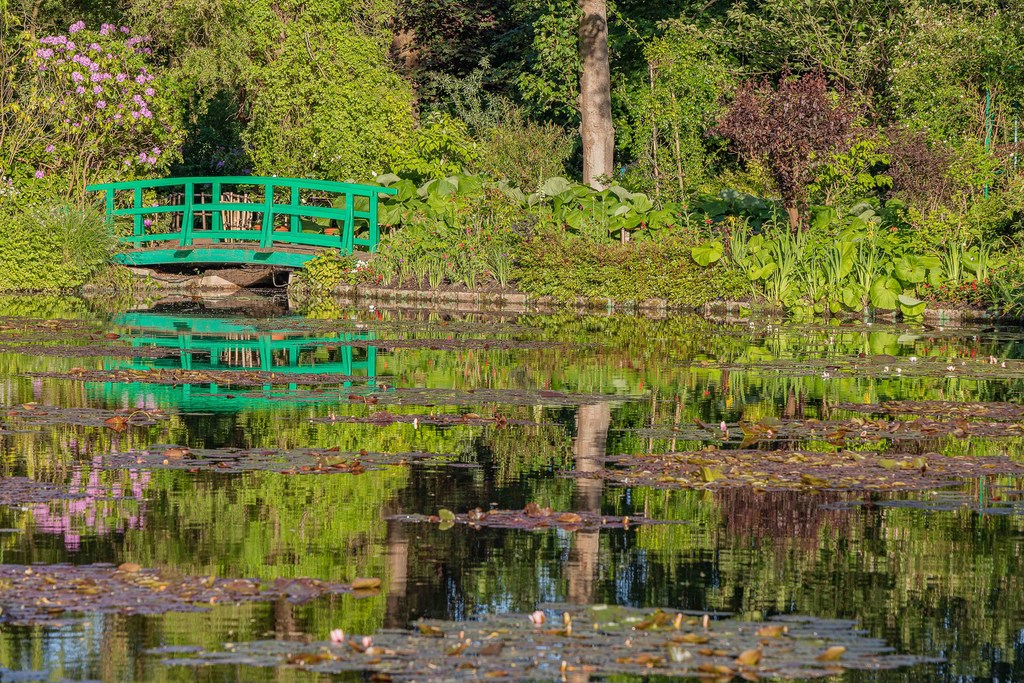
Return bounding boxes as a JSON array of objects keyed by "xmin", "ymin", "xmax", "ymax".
[{"xmin": 30, "ymin": 465, "xmax": 152, "ymax": 551}]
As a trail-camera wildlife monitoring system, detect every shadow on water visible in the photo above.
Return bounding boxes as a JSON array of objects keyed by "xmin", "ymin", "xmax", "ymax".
[{"xmin": 0, "ymin": 293, "xmax": 1021, "ymax": 679}]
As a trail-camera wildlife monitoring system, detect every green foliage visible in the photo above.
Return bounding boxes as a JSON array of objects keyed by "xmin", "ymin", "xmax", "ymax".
[
  {"xmin": 472, "ymin": 108, "xmax": 573, "ymax": 192},
  {"xmin": 370, "ymin": 175, "xmax": 526, "ymax": 289},
  {"xmin": 389, "ymin": 112, "xmax": 478, "ymax": 181},
  {"xmin": 514, "ymin": 232, "xmax": 748, "ymax": 306},
  {"xmin": 626, "ymin": 21, "xmax": 731, "ymax": 199},
  {"xmin": 808, "ymin": 138, "xmax": 891, "ymax": 211},
  {"xmin": 132, "ymin": 0, "xmax": 414, "ymax": 181},
  {"xmin": 690, "ymin": 196, "xmax": 1007, "ymax": 317},
  {"xmin": 890, "ymin": 3, "xmax": 1024, "ymax": 145},
  {"xmin": 297, "ymin": 251, "xmax": 357, "ymax": 294},
  {"xmin": 0, "ymin": 204, "xmax": 116, "ymax": 290},
  {"xmin": 718, "ymin": 0, "xmax": 904, "ymax": 94},
  {"xmin": 515, "ymin": 0, "xmax": 580, "ymax": 122}
]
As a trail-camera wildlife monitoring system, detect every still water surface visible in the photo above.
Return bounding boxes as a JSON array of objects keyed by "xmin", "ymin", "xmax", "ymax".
[{"xmin": 0, "ymin": 293, "xmax": 1022, "ymax": 681}]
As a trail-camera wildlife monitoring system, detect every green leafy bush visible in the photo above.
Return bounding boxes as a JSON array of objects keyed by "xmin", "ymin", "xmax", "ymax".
[
  {"xmin": 473, "ymin": 111, "xmax": 574, "ymax": 193},
  {"xmin": 294, "ymin": 251, "xmax": 357, "ymax": 294},
  {"xmin": 370, "ymin": 176, "xmax": 526, "ymax": 289},
  {"xmin": 0, "ymin": 205, "xmax": 117, "ymax": 291},
  {"xmin": 514, "ymin": 232, "xmax": 747, "ymax": 306}
]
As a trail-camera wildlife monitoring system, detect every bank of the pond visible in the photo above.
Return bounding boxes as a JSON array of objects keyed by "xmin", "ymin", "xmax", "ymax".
[{"xmin": 294, "ymin": 281, "xmax": 1005, "ymax": 325}]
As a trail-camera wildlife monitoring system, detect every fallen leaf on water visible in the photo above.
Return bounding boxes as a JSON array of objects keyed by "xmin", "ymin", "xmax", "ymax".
[
  {"xmin": 351, "ymin": 577, "xmax": 382, "ymax": 590},
  {"xmin": 816, "ymin": 646, "xmax": 847, "ymax": 661},
  {"xmin": 418, "ymin": 624, "xmax": 444, "ymax": 637},
  {"xmin": 755, "ymin": 625, "xmax": 786, "ymax": 638},
  {"xmin": 117, "ymin": 563, "xmax": 141, "ymax": 573},
  {"xmin": 104, "ymin": 415, "xmax": 129, "ymax": 432},
  {"xmin": 697, "ymin": 663, "xmax": 733, "ymax": 675},
  {"xmin": 288, "ymin": 652, "xmax": 335, "ymax": 665},
  {"xmin": 735, "ymin": 649, "xmax": 762, "ymax": 666},
  {"xmin": 478, "ymin": 641, "xmax": 504, "ymax": 656},
  {"xmin": 698, "ymin": 466, "xmax": 724, "ymax": 483}
]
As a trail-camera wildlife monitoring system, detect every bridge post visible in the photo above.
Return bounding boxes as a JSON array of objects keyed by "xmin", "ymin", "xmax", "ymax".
[
  {"xmin": 105, "ymin": 190, "xmax": 115, "ymax": 227},
  {"xmin": 211, "ymin": 180, "xmax": 222, "ymax": 240},
  {"xmin": 133, "ymin": 187, "xmax": 143, "ymax": 236},
  {"xmin": 181, "ymin": 181, "xmax": 194, "ymax": 246},
  {"xmin": 260, "ymin": 184, "xmax": 274, "ymax": 249},
  {"xmin": 342, "ymin": 191, "xmax": 354, "ymax": 253},
  {"xmin": 290, "ymin": 185, "xmax": 300, "ymax": 233},
  {"xmin": 368, "ymin": 193, "xmax": 379, "ymax": 253}
]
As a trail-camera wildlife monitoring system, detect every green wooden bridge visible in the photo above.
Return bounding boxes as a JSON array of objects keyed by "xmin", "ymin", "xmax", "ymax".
[{"xmin": 86, "ymin": 176, "xmax": 396, "ymax": 268}]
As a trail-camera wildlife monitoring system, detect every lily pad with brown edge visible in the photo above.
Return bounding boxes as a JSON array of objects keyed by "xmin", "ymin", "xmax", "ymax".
[
  {"xmin": 0, "ymin": 563, "xmax": 367, "ymax": 626},
  {"xmin": 154, "ymin": 604, "xmax": 940, "ymax": 681},
  {"xmin": 387, "ymin": 505, "xmax": 686, "ymax": 532},
  {"xmin": 563, "ymin": 449, "xmax": 1024, "ymax": 492}
]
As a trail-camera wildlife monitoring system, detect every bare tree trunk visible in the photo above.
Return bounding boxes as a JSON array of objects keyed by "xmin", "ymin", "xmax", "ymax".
[
  {"xmin": 579, "ymin": 0, "xmax": 614, "ymax": 189},
  {"xmin": 785, "ymin": 205, "xmax": 800, "ymax": 232}
]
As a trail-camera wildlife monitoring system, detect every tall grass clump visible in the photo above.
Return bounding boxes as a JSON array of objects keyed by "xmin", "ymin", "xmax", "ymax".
[{"xmin": 0, "ymin": 205, "xmax": 117, "ymax": 291}]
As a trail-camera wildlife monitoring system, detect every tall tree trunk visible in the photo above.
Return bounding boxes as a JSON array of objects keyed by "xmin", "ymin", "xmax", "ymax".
[{"xmin": 579, "ymin": 0, "xmax": 614, "ymax": 189}]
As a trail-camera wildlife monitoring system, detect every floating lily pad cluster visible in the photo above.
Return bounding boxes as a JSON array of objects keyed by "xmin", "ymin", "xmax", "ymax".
[
  {"xmin": 96, "ymin": 446, "xmax": 443, "ymax": 474},
  {"xmin": 690, "ymin": 354, "xmax": 1024, "ymax": 381},
  {"xmin": 569, "ymin": 449, "xmax": 1024, "ymax": 491},
  {"xmin": 638, "ymin": 414, "xmax": 1024, "ymax": 449},
  {"xmin": 29, "ymin": 367, "xmax": 373, "ymax": 386},
  {"xmin": 836, "ymin": 400, "xmax": 1024, "ymax": 420},
  {"xmin": 156, "ymin": 604, "xmax": 939, "ymax": 680},
  {"xmin": 389, "ymin": 502, "xmax": 687, "ymax": 532},
  {"xmin": 0, "ymin": 477, "xmax": 86, "ymax": 505},
  {"xmin": 3, "ymin": 404, "xmax": 170, "ymax": 430},
  {"xmin": 0, "ymin": 563, "xmax": 368, "ymax": 626}
]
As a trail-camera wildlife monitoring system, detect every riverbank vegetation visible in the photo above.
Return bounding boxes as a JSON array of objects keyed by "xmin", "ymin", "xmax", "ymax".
[{"xmin": 3, "ymin": 0, "xmax": 1024, "ymax": 315}]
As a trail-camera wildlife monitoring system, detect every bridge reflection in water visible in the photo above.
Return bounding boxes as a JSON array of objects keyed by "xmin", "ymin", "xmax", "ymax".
[{"xmin": 95, "ymin": 312, "xmax": 380, "ymax": 412}]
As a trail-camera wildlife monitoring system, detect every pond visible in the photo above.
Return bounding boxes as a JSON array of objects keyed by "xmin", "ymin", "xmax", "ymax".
[{"xmin": 0, "ymin": 292, "xmax": 1022, "ymax": 682}]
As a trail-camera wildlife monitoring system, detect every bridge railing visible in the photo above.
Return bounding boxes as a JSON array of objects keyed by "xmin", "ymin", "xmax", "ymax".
[{"xmin": 86, "ymin": 176, "xmax": 397, "ymax": 256}]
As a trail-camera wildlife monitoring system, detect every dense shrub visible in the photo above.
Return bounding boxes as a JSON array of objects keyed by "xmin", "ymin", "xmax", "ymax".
[
  {"xmin": 0, "ymin": 205, "xmax": 117, "ymax": 291},
  {"xmin": 513, "ymin": 232, "xmax": 748, "ymax": 306},
  {"xmin": 369, "ymin": 182, "xmax": 526, "ymax": 290},
  {"xmin": 714, "ymin": 72, "xmax": 858, "ymax": 229},
  {"xmin": 472, "ymin": 111, "xmax": 574, "ymax": 192}
]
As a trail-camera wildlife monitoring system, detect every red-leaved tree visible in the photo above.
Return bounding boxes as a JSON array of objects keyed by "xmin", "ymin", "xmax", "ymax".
[{"xmin": 714, "ymin": 71, "xmax": 857, "ymax": 230}]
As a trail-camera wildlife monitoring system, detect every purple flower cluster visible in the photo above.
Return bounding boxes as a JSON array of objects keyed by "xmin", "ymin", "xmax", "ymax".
[{"xmin": 30, "ymin": 21, "xmax": 174, "ymax": 180}]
